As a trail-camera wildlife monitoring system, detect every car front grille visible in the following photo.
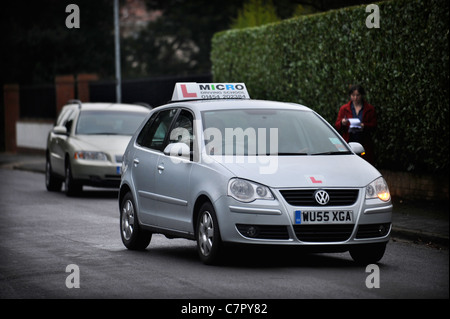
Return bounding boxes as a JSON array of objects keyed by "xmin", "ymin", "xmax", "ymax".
[
  {"xmin": 293, "ymin": 224, "xmax": 355, "ymax": 242},
  {"xmin": 235, "ymin": 222, "xmax": 388, "ymax": 242},
  {"xmin": 279, "ymin": 189, "xmax": 359, "ymax": 206},
  {"xmin": 105, "ymin": 175, "xmax": 121, "ymax": 180}
]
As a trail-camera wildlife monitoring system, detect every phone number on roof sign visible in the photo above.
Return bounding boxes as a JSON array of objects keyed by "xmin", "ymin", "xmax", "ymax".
[{"xmin": 200, "ymin": 94, "xmax": 248, "ymax": 99}]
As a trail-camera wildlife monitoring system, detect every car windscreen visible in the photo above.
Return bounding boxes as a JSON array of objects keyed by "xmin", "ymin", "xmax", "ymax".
[
  {"xmin": 201, "ymin": 109, "xmax": 350, "ymax": 156},
  {"xmin": 76, "ymin": 110, "xmax": 146, "ymax": 135}
]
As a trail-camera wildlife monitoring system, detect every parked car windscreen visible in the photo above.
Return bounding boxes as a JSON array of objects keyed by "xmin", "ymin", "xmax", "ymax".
[
  {"xmin": 202, "ymin": 109, "xmax": 351, "ymax": 156},
  {"xmin": 76, "ymin": 111, "xmax": 146, "ymax": 135}
]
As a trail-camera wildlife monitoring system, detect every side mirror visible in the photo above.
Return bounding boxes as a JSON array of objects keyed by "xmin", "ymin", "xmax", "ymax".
[
  {"xmin": 53, "ymin": 126, "xmax": 68, "ymax": 135},
  {"xmin": 164, "ymin": 142, "xmax": 191, "ymax": 160},
  {"xmin": 348, "ymin": 142, "xmax": 365, "ymax": 157}
]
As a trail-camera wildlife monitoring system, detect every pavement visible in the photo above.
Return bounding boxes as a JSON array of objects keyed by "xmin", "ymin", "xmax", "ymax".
[{"xmin": 1, "ymin": 152, "xmax": 448, "ymax": 248}]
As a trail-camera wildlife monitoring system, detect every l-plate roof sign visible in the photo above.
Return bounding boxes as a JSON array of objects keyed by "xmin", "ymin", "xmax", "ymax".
[{"xmin": 171, "ymin": 82, "xmax": 250, "ymax": 101}]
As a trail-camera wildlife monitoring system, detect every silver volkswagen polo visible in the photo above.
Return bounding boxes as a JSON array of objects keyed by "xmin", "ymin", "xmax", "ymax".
[{"xmin": 119, "ymin": 83, "xmax": 392, "ymax": 264}]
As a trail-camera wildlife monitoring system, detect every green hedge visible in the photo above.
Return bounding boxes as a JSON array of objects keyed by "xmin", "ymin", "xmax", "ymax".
[{"xmin": 211, "ymin": 0, "xmax": 449, "ymax": 173}]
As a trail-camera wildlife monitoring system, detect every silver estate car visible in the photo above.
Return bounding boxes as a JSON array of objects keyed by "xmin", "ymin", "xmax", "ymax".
[
  {"xmin": 46, "ymin": 101, "xmax": 150, "ymax": 196},
  {"xmin": 119, "ymin": 84, "xmax": 392, "ymax": 264}
]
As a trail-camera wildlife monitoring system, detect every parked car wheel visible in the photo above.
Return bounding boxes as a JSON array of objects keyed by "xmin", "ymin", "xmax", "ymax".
[
  {"xmin": 45, "ymin": 157, "xmax": 62, "ymax": 192},
  {"xmin": 64, "ymin": 160, "xmax": 82, "ymax": 196},
  {"xmin": 196, "ymin": 202, "xmax": 222, "ymax": 265},
  {"xmin": 349, "ymin": 242, "xmax": 387, "ymax": 264},
  {"xmin": 120, "ymin": 192, "xmax": 152, "ymax": 250}
]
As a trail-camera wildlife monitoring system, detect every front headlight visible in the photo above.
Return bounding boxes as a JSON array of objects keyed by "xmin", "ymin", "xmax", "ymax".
[
  {"xmin": 366, "ymin": 177, "xmax": 390, "ymax": 201},
  {"xmin": 74, "ymin": 151, "xmax": 108, "ymax": 161},
  {"xmin": 228, "ymin": 178, "xmax": 274, "ymax": 203}
]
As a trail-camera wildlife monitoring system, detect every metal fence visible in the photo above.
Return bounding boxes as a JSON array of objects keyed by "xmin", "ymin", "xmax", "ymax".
[
  {"xmin": 89, "ymin": 74, "xmax": 212, "ymax": 107},
  {"xmin": 19, "ymin": 84, "xmax": 56, "ymax": 119}
]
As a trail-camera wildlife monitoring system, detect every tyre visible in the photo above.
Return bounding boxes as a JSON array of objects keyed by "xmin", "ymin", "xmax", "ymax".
[
  {"xmin": 64, "ymin": 161, "xmax": 82, "ymax": 196},
  {"xmin": 349, "ymin": 242, "xmax": 387, "ymax": 264},
  {"xmin": 120, "ymin": 192, "xmax": 152, "ymax": 250},
  {"xmin": 45, "ymin": 157, "xmax": 62, "ymax": 191},
  {"xmin": 196, "ymin": 202, "xmax": 222, "ymax": 265}
]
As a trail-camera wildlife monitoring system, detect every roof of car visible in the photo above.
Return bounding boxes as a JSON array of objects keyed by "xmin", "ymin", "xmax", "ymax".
[
  {"xmin": 163, "ymin": 99, "xmax": 312, "ymax": 112},
  {"xmin": 166, "ymin": 82, "xmax": 312, "ymax": 113},
  {"xmin": 63, "ymin": 102, "xmax": 151, "ymax": 113}
]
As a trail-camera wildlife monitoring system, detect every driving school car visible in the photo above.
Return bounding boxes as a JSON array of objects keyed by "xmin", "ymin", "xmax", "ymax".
[{"xmin": 119, "ymin": 83, "xmax": 392, "ymax": 264}]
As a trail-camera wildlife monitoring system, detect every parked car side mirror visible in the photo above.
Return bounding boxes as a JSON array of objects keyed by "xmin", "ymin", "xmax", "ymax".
[
  {"xmin": 53, "ymin": 126, "xmax": 68, "ymax": 135},
  {"xmin": 348, "ymin": 142, "xmax": 365, "ymax": 157},
  {"xmin": 163, "ymin": 142, "xmax": 191, "ymax": 160}
]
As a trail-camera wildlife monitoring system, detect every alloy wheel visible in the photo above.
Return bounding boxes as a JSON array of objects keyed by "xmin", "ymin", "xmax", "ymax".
[
  {"xmin": 121, "ymin": 199, "xmax": 135, "ymax": 241},
  {"xmin": 198, "ymin": 211, "xmax": 214, "ymax": 257}
]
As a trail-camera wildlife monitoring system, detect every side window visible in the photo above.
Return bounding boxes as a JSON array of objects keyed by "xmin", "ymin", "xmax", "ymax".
[
  {"xmin": 169, "ymin": 110, "xmax": 194, "ymax": 148},
  {"xmin": 137, "ymin": 109, "xmax": 177, "ymax": 151},
  {"xmin": 64, "ymin": 110, "xmax": 78, "ymax": 134},
  {"xmin": 136, "ymin": 112, "xmax": 159, "ymax": 147},
  {"xmin": 56, "ymin": 108, "xmax": 72, "ymax": 127}
]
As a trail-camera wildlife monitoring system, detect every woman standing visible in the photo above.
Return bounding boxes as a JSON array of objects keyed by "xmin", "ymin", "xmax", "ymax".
[{"xmin": 335, "ymin": 84, "xmax": 377, "ymax": 165}]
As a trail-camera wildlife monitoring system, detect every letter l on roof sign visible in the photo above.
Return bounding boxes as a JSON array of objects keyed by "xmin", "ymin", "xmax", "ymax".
[{"xmin": 181, "ymin": 84, "xmax": 197, "ymax": 98}]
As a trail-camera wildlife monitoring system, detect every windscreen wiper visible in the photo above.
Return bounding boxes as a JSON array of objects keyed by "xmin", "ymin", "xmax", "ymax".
[
  {"xmin": 276, "ymin": 152, "xmax": 309, "ymax": 156},
  {"xmin": 311, "ymin": 151, "xmax": 352, "ymax": 155},
  {"xmin": 89, "ymin": 132, "xmax": 121, "ymax": 135}
]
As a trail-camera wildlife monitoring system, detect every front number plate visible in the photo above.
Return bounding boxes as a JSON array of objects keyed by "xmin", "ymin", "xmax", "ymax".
[{"xmin": 295, "ymin": 210, "xmax": 353, "ymax": 224}]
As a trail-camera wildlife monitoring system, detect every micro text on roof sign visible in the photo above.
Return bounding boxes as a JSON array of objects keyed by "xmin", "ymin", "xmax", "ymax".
[
  {"xmin": 200, "ymin": 84, "xmax": 248, "ymax": 99},
  {"xmin": 198, "ymin": 84, "xmax": 245, "ymax": 91}
]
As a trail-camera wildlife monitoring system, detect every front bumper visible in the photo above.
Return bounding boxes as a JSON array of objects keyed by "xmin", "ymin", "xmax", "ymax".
[
  {"xmin": 71, "ymin": 159, "xmax": 122, "ymax": 188},
  {"xmin": 214, "ymin": 189, "xmax": 392, "ymax": 247}
]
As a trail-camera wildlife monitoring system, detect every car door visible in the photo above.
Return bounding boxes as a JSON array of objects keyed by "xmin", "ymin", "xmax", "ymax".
[
  {"xmin": 132, "ymin": 108, "xmax": 178, "ymax": 226},
  {"xmin": 153, "ymin": 109, "xmax": 194, "ymax": 233}
]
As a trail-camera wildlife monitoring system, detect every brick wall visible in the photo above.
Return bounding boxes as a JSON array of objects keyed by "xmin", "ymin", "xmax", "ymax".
[
  {"xmin": 77, "ymin": 73, "xmax": 99, "ymax": 102},
  {"xmin": 55, "ymin": 75, "xmax": 75, "ymax": 115}
]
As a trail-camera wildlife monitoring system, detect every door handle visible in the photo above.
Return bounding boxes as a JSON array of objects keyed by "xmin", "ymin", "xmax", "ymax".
[
  {"xmin": 133, "ymin": 158, "xmax": 140, "ymax": 166},
  {"xmin": 157, "ymin": 163, "xmax": 165, "ymax": 173}
]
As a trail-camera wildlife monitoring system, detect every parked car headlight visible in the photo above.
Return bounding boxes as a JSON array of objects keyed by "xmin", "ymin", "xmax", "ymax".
[
  {"xmin": 366, "ymin": 177, "xmax": 390, "ymax": 201},
  {"xmin": 228, "ymin": 178, "xmax": 274, "ymax": 203},
  {"xmin": 74, "ymin": 151, "xmax": 108, "ymax": 161}
]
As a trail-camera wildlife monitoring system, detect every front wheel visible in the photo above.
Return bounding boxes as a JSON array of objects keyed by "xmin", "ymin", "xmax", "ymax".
[
  {"xmin": 64, "ymin": 161, "xmax": 82, "ymax": 196},
  {"xmin": 45, "ymin": 157, "xmax": 62, "ymax": 191},
  {"xmin": 196, "ymin": 202, "xmax": 222, "ymax": 265},
  {"xmin": 120, "ymin": 192, "xmax": 152, "ymax": 250},
  {"xmin": 349, "ymin": 242, "xmax": 387, "ymax": 264}
]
